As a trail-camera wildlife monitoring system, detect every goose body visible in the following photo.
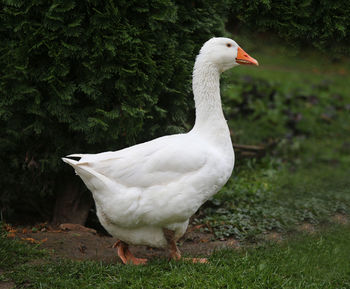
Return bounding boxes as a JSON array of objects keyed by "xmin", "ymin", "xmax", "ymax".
[{"xmin": 62, "ymin": 37, "xmax": 258, "ymax": 263}]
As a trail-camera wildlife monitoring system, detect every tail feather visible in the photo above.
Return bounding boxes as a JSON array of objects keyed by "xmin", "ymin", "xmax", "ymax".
[
  {"xmin": 66, "ymin": 154, "xmax": 84, "ymax": 158},
  {"xmin": 61, "ymin": 157, "xmax": 79, "ymax": 167},
  {"xmin": 61, "ymin": 156, "xmax": 112, "ymax": 195}
]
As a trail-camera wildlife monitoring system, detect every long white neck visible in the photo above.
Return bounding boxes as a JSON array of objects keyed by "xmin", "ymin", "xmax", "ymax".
[{"xmin": 191, "ymin": 57, "xmax": 227, "ymax": 134}]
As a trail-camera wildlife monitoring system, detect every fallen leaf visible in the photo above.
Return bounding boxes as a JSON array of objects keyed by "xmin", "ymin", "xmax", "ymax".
[
  {"xmin": 4, "ymin": 224, "xmax": 13, "ymax": 231},
  {"xmin": 21, "ymin": 237, "xmax": 39, "ymax": 244},
  {"xmin": 4, "ymin": 224, "xmax": 17, "ymax": 233},
  {"xmin": 187, "ymin": 224, "xmax": 204, "ymax": 233},
  {"xmin": 59, "ymin": 223, "xmax": 96, "ymax": 234},
  {"xmin": 199, "ymin": 238, "xmax": 210, "ymax": 243},
  {"xmin": 20, "ymin": 237, "xmax": 47, "ymax": 244}
]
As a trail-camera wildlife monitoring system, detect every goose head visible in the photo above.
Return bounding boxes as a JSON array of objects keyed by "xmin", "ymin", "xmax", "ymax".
[{"xmin": 198, "ymin": 37, "xmax": 258, "ymax": 72}]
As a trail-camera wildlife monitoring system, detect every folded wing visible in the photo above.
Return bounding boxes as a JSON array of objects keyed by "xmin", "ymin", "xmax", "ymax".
[{"xmin": 64, "ymin": 134, "xmax": 208, "ymax": 190}]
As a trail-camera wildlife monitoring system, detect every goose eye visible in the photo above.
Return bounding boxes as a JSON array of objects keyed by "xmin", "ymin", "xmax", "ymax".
[{"xmin": 226, "ymin": 43, "xmax": 232, "ymax": 48}]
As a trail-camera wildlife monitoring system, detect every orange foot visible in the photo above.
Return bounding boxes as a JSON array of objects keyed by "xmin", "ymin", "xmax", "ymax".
[
  {"xmin": 185, "ymin": 257, "xmax": 209, "ymax": 264},
  {"xmin": 169, "ymin": 250, "xmax": 208, "ymax": 264},
  {"xmin": 113, "ymin": 241, "xmax": 148, "ymax": 265}
]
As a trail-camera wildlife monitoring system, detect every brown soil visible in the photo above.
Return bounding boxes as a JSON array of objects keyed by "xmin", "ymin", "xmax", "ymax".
[
  {"xmin": 6, "ymin": 213, "xmax": 348, "ymax": 264},
  {"xmin": 297, "ymin": 223, "xmax": 316, "ymax": 234},
  {"xmin": 263, "ymin": 231, "xmax": 283, "ymax": 243},
  {"xmin": 0, "ymin": 269, "xmax": 15, "ymax": 289},
  {"xmin": 332, "ymin": 213, "xmax": 349, "ymax": 225},
  {"xmin": 0, "ymin": 281, "xmax": 15, "ymax": 289},
  {"xmin": 10, "ymin": 224, "xmax": 240, "ymax": 264}
]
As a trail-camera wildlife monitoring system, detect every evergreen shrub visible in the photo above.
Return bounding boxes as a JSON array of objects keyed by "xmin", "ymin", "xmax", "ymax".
[
  {"xmin": 228, "ymin": 0, "xmax": 350, "ymax": 55},
  {"xmin": 0, "ymin": 0, "xmax": 229, "ymax": 220}
]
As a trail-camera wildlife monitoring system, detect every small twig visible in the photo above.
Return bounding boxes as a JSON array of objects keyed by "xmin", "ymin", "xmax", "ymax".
[{"xmin": 232, "ymin": 143, "xmax": 265, "ymax": 151}]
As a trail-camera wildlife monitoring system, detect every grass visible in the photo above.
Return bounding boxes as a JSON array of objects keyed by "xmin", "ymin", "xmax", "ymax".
[
  {"xmin": 1, "ymin": 225, "xmax": 350, "ymax": 288},
  {"xmin": 232, "ymin": 33, "xmax": 350, "ymax": 90}
]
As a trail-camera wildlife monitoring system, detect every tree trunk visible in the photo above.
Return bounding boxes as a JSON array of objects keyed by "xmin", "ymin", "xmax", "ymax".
[{"xmin": 52, "ymin": 174, "xmax": 93, "ymax": 225}]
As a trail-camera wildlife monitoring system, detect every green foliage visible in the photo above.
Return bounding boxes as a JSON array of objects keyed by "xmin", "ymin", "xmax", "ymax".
[
  {"xmin": 228, "ymin": 0, "xmax": 350, "ymax": 55},
  {"xmin": 208, "ymin": 65, "xmax": 350, "ymax": 240},
  {"xmin": 0, "ymin": 0, "xmax": 229, "ymax": 219},
  {"xmin": 207, "ymin": 37, "xmax": 350, "ymax": 241},
  {"xmin": 200, "ymin": 155, "xmax": 350, "ymax": 240},
  {"xmin": 222, "ymin": 74, "xmax": 350, "ymax": 144}
]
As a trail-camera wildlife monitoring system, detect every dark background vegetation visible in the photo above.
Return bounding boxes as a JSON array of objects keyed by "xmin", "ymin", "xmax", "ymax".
[{"xmin": 1, "ymin": 0, "xmax": 349, "ymax": 225}]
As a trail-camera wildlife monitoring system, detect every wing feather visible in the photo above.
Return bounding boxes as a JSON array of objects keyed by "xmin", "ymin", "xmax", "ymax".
[{"xmin": 69, "ymin": 134, "xmax": 208, "ymax": 188}]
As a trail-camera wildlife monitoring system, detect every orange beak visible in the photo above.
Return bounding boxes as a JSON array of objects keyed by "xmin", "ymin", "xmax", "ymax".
[{"xmin": 236, "ymin": 47, "xmax": 259, "ymax": 66}]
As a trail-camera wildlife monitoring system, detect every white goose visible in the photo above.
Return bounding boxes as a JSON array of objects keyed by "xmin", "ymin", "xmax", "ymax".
[{"xmin": 62, "ymin": 37, "xmax": 258, "ymax": 264}]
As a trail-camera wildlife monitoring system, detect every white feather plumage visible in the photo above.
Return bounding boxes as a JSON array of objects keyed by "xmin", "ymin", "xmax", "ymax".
[{"xmin": 62, "ymin": 37, "xmax": 255, "ymax": 249}]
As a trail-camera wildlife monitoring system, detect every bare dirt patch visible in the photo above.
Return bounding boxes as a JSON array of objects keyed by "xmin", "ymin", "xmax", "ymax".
[
  {"xmin": 331, "ymin": 213, "xmax": 349, "ymax": 225},
  {"xmin": 0, "ymin": 269, "xmax": 15, "ymax": 289},
  {"xmin": 10, "ymin": 225, "xmax": 239, "ymax": 264},
  {"xmin": 263, "ymin": 232, "xmax": 283, "ymax": 243},
  {"xmin": 297, "ymin": 223, "xmax": 316, "ymax": 234},
  {"xmin": 0, "ymin": 281, "xmax": 15, "ymax": 289},
  {"xmin": 6, "ymin": 214, "xmax": 348, "ymax": 264}
]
